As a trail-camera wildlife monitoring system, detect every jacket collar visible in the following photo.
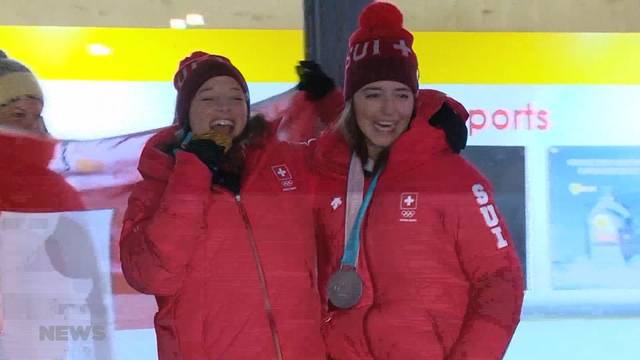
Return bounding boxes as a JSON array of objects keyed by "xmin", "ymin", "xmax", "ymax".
[
  {"xmin": 138, "ymin": 126, "xmax": 181, "ymax": 181},
  {"xmin": 0, "ymin": 129, "xmax": 56, "ymax": 170}
]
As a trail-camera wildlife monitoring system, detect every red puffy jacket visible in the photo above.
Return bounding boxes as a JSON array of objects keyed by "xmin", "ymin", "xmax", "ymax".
[
  {"xmin": 313, "ymin": 91, "xmax": 524, "ymax": 360},
  {"xmin": 0, "ymin": 130, "xmax": 84, "ymax": 212},
  {"xmin": 119, "ymin": 123, "xmax": 325, "ymax": 360}
]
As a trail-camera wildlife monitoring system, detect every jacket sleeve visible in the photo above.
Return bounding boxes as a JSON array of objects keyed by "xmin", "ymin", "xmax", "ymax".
[
  {"xmin": 274, "ymin": 89, "xmax": 345, "ymax": 143},
  {"xmin": 312, "ymin": 88, "xmax": 344, "ymax": 126},
  {"xmin": 446, "ymin": 170, "xmax": 524, "ymax": 360},
  {"xmin": 119, "ymin": 151, "xmax": 212, "ymax": 296}
]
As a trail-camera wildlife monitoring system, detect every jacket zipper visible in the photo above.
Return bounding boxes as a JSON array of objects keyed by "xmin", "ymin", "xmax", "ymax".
[{"xmin": 235, "ymin": 194, "xmax": 284, "ymax": 360}]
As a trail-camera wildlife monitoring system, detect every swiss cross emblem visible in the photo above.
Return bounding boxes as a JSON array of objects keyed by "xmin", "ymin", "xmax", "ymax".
[
  {"xmin": 401, "ymin": 193, "xmax": 418, "ymax": 209},
  {"xmin": 272, "ymin": 165, "xmax": 292, "ymax": 181},
  {"xmin": 399, "ymin": 193, "xmax": 418, "ymax": 222},
  {"xmin": 272, "ymin": 164, "xmax": 296, "ymax": 191},
  {"xmin": 393, "ymin": 40, "xmax": 412, "ymax": 57}
]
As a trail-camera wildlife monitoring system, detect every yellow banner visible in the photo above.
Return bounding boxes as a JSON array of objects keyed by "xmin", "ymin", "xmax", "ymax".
[
  {"xmin": 1, "ymin": 26, "xmax": 303, "ymax": 82},
  {"xmin": 2, "ymin": 26, "xmax": 639, "ymax": 84},
  {"xmin": 415, "ymin": 32, "xmax": 640, "ymax": 84}
]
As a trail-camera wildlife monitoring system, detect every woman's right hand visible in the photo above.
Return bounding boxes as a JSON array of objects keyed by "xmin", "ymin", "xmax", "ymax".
[{"xmin": 181, "ymin": 138, "xmax": 226, "ymax": 174}]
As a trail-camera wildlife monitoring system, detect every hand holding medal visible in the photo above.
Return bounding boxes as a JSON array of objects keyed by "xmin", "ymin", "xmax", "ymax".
[{"xmin": 192, "ymin": 130, "xmax": 233, "ymax": 153}]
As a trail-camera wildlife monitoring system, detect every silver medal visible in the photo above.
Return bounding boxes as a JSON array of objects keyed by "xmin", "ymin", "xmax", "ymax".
[{"xmin": 327, "ymin": 267, "xmax": 363, "ymax": 309}]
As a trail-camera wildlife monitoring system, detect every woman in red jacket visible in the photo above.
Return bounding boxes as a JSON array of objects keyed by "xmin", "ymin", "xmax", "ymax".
[
  {"xmin": 0, "ymin": 50, "xmax": 84, "ymax": 211},
  {"xmin": 119, "ymin": 52, "xmax": 328, "ymax": 360},
  {"xmin": 313, "ymin": 3, "xmax": 524, "ymax": 360}
]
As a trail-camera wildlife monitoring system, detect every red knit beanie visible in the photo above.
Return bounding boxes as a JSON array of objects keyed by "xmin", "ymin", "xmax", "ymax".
[
  {"xmin": 173, "ymin": 51, "xmax": 249, "ymax": 128},
  {"xmin": 343, "ymin": 2, "xmax": 418, "ymax": 101}
]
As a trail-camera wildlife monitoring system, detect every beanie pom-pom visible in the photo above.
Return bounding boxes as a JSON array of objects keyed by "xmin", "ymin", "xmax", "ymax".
[
  {"xmin": 359, "ymin": 2, "xmax": 403, "ymax": 30},
  {"xmin": 179, "ymin": 51, "xmax": 209, "ymax": 69}
]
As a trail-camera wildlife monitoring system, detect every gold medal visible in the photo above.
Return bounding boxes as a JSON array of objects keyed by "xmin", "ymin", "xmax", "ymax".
[{"xmin": 192, "ymin": 130, "xmax": 232, "ymax": 153}]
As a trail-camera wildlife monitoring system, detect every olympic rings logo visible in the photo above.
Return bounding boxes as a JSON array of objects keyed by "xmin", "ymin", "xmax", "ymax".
[
  {"xmin": 401, "ymin": 210, "xmax": 416, "ymax": 218},
  {"xmin": 281, "ymin": 180, "xmax": 294, "ymax": 187}
]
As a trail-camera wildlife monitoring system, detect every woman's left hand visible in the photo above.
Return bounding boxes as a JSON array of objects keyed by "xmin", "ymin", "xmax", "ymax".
[
  {"xmin": 428, "ymin": 103, "xmax": 468, "ymax": 154},
  {"xmin": 295, "ymin": 60, "xmax": 336, "ymax": 100}
]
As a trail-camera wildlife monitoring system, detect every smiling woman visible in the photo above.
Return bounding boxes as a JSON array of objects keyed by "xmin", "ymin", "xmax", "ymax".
[
  {"xmin": 118, "ymin": 51, "xmax": 328, "ymax": 360},
  {"xmin": 313, "ymin": 4, "xmax": 523, "ymax": 360}
]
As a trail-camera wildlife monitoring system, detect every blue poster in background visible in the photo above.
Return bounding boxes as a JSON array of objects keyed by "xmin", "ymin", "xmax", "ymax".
[{"xmin": 549, "ymin": 147, "xmax": 640, "ymax": 289}]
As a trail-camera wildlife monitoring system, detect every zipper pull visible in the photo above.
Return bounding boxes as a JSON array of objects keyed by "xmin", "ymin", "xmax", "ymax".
[{"xmin": 235, "ymin": 194, "xmax": 241, "ymax": 202}]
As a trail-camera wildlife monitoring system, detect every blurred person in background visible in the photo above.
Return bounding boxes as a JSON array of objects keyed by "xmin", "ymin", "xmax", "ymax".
[
  {"xmin": 0, "ymin": 51, "xmax": 111, "ymax": 359},
  {"xmin": 0, "ymin": 50, "xmax": 83, "ymax": 211}
]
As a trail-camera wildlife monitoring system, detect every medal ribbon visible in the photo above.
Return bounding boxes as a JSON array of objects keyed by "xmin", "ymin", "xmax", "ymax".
[{"xmin": 341, "ymin": 153, "xmax": 383, "ymax": 268}]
